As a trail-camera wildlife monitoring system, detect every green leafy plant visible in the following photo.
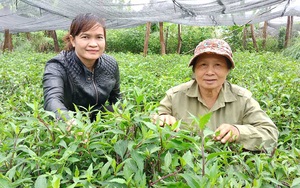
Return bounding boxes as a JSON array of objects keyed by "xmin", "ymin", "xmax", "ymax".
[{"xmin": 0, "ymin": 51, "xmax": 299, "ymax": 187}]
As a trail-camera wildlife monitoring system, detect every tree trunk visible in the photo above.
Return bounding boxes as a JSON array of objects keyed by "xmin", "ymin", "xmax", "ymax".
[
  {"xmin": 26, "ymin": 32, "xmax": 31, "ymax": 40},
  {"xmin": 3, "ymin": 29, "xmax": 13, "ymax": 51},
  {"xmin": 290, "ymin": 16, "xmax": 293, "ymax": 40},
  {"xmin": 250, "ymin": 24, "xmax": 258, "ymax": 52},
  {"xmin": 51, "ymin": 30, "xmax": 60, "ymax": 52},
  {"xmin": 242, "ymin": 25, "xmax": 248, "ymax": 50},
  {"xmin": 284, "ymin": 16, "xmax": 291, "ymax": 48},
  {"xmin": 165, "ymin": 26, "xmax": 169, "ymax": 54},
  {"xmin": 143, "ymin": 22, "xmax": 151, "ymax": 57},
  {"xmin": 159, "ymin": 22, "xmax": 165, "ymax": 55},
  {"xmin": 177, "ymin": 24, "xmax": 182, "ymax": 54},
  {"xmin": 262, "ymin": 21, "xmax": 268, "ymax": 50}
]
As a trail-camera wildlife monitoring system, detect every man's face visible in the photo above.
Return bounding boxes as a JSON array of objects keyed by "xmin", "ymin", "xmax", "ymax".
[{"xmin": 194, "ymin": 53, "xmax": 230, "ymax": 92}]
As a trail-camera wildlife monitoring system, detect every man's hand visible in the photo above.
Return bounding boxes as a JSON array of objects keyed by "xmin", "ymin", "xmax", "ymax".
[
  {"xmin": 214, "ymin": 124, "xmax": 240, "ymax": 143},
  {"xmin": 151, "ymin": 114, "xmax": 177, "ymax": 126}
]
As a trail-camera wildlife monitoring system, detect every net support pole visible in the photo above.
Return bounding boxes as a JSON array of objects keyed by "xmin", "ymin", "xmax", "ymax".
[
  {"xmin": 250, "ymin": 24, "xmax": 258, "ymax": 52},
  {"xmin": 177, "ymin": 24, "xmax": 182, "ymax": 54},
  {"xmin": 51, "ymin": 30, "xmax": 60, "ymax": 52},
  {"xmin": 284, "ymin": 16, "xmax": 292, "ymax": 48},
  {"xmin": 262, "ymin": 21, "xmax": 268, "ymax": 50},
  {"xmin": 159, "ymin": 22, "xmax": 166, "ymax": 55},
  {"xmin": 3, "ymin": 29, "xmax": 13, "ymax": 52},
  {"xmin": 143, "ymin": 22, "xmax": 151, "ymax": 57}
]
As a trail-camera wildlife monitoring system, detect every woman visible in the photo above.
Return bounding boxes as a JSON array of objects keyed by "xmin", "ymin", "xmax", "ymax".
[
  {"xmin": 43, "ymin": 13, "xmax": 121, "ymax": 121},
  {"xmin": 154, "ymin": 39, "xmax": 278, "ymax": 151}
]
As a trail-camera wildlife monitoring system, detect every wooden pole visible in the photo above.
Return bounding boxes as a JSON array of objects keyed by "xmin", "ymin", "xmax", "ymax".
[
  {"xmin": 3, "ymin": 29, "xmax": 13, "ymax": 51},
  {"xmin": 177, "ymin": 24, "xmax": 182, "ymax": 54},
  {"xmin": 284, "ymin": 16, "xmax": 291, "ymax": 48},
  {"xmin": 250, "ymin": 24, "xmax": 258, "ymax": 52},
  {"xmin": 262, "ymin": 21, "xmax": 268, "ymax": 50},
  {"xmin": 165, "ymin": 26, "xmax": 169, "ymax": 54},
  {"xmin": 242, "ymin": 25, "xmax": 248, "ymax": 50},
  {"xmin": 159, "ymin": 22, "xmax": 165, "ymax": 55},
  {"xmin": 26, "ymin": 32, "xmax": 31, "ymax": 40},
  {"xmin": 290, "ymin": 16, "xmax": 293, "ymax": 40},
  {"xmin": 51, "ymin": 30, "xmax": 60, "ymax": 52},
  {"xmin": 143, "ymin": 22, "xmax": 151, "ymax": 57}
]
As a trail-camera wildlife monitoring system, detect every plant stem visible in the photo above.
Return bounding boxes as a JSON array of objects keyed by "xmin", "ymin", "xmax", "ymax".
[
  {"xmin": 201, "ymin": 134, "xmax": 205, "ymax": 176},
  {"xmin": 37, "ymin": 115, "xmax": 55, "ymax": 142},
  {"xmin": 149, "ymin": 167, "xmax": 182, "ymax": 186}
]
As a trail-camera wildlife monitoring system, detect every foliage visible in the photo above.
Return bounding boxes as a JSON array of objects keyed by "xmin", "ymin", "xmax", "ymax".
[
  {"xmin": 221, "ymin": 25, "xmax": 245, "ymax": 52},
  {"xmin": 278, "ymin": 27, "xmax": 286, "ymax": 50},
  {"xmin": 282, "ymin": 37, "xmax": 300, "ymax": 60},
  {"xmin": 11, "ymin": 31, "xmax": 67, "ymax": 52},
  {"xmin": 106, "ymin": 23, "xmax": 215, "ymax": 54},
  {"xmin": 256, "ymin": 37, "xmax": 279, "ymax": 52},
  {"xmin": 2, "ymin": 23, "xmax": 298, "ymax": 54},
  {"xmin": 0, "ymin": 51, "xmax": 299, "ymax": 187},
  {"xmin": 180, "ymin": 25, "xmax": 215, "ymax": 54},
  {"xmin": 106, "ymin": 26, "xmax": 145, "ymax": 54}
]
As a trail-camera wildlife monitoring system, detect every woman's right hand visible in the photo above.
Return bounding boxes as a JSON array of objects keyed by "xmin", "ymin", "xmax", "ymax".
[{"xmin": 66, "ymin": 118, "xmax": 77, "ymax": 132}]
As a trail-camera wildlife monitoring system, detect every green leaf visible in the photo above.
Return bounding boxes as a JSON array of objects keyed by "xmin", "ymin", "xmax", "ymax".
[
  {"xmin": 0, "ymin": 175, "xmax": 13, "ymax": 188},
  {"xmin": 131, "ymin": 150, "xmax": 144, "ymax": 172},
  {"xmin": 166, "ymin": 139, "xmax": 193, "ymax": 151},
  {"xmin": 60, "ymin": 143, "xmax": 78, "ymax": 162},
  {"xmin": 101, "ymin": 156, "xmax": 113, "ymax": 179},
  {"xmin": 206, "ymin": 151, "xmax": 232, "ymax": 161},
  {"xmin": 34, "ymin": 175, "xmax": 47, "ymax": 188},
  {"xmin": 74, "ymin": 166, "xmax": 80, "ymax": 177},
  {"xmin": 86, "ymin": 163, "xmax": 94, "ymax": 181},
  {"xmin": 17, "ymin": 145, "xmax": 37, "ymax": 158},
  {"xmin": 123, "ymin": 159, "xmax": 137, "ymax": 180},
  {"xmin": 171, "ymin": 120, "xmax": 181, "ymax": 131},
  {"xmin": 291, "ymin": 178, "xmax": 300, "ymax": 188},
  {"xmin": 180, "ymin": 173, "xmax": 201, "ymax": 188},
  {"xmin": 114, "ymin": 140, "xmax": 128, "ymax": 159},
  {"xmin": 182, "ymin": 150, "xmax": 194, "ymax": 169},
  {"xmin": 263, "ymin": 177, "xmax": 284, "ymax": 186},
  {"xmin": 108, "ymin": 178, "xmax": 126, "ymax": 184},
  {"xmin": 51, "ymin": 175, "xmax": 61, "ymax": 188},
  {"xmin": 144, "ymin": 122, "xmax": 157, "ymax": 131},
  {"xmin": 67, "ymin": 157, "xmax": 80, "ymax": 163},
  {"xmin": 164, "ymin": 151, "xmax": 172, "ymax": 169},
  {"xmin": 203, "ymin": 128, "xmax": 214, "ymax": 139},
  {"xmin": 198, "ymin": 112, "xmax": 212, "ymax": 131}
]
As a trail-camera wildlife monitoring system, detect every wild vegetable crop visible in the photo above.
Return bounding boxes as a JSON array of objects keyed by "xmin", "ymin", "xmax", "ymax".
[{"xmin": 0, "ymin": 51, "xmax": 299, "ymax": 188}]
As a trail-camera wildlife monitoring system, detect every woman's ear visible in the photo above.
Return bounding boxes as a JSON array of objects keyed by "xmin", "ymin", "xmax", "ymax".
[{"xmin": 69, "ymin": 35, "xmax": 75, "ymax": 47}]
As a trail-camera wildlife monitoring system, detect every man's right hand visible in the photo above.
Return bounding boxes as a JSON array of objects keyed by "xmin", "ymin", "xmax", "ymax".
[{"xmin": 152, "ymin": 114, "xmax": 177, "ymax": 126}]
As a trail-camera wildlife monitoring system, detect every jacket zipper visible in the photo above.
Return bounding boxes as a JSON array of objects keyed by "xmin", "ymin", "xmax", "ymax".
[{"xmin": 91, "ymin": 70, "xmax": 99, "ymax": 105}]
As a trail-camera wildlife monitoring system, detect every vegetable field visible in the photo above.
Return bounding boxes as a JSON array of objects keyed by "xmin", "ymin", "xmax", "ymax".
[{"xmin": 0, "ymin": 51, "xmax": 299, "ymax": 188}]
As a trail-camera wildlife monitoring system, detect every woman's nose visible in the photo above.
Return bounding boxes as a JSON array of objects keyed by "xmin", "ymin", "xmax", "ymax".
[{"xmin": 89, "ymin": 39, "xmax": 98, "ymax": 47}]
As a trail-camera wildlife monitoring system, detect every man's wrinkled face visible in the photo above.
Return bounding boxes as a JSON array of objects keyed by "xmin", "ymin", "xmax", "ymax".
[{"xmin": 194, "ymin": 53, "xmax": 230, "ymax": 92}]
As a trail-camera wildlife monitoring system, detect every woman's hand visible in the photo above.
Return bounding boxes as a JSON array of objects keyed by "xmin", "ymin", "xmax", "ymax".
[
  {"xmin": 214, "ymin": 124, "xmax": 240, "ymax": 143},
  {"xmin": 66, "ymin": 118, "xmax": 77, "ymax": 132}
]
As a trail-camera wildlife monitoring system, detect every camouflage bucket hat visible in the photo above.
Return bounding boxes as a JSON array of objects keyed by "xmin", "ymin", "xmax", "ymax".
[{"xmin": 189, "ymin": 39, "xmax": 235, "ymax": 69}]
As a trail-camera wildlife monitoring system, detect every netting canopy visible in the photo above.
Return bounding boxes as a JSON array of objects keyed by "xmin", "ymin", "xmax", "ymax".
[{"xmin": 0, "ymin": 0, "xmax": 299, "ymax": 33}]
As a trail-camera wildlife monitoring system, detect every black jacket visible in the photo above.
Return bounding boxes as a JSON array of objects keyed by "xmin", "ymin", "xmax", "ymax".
[{"xmin": 43, "ymin": 50, "xmax": 121, "ymax": 119}]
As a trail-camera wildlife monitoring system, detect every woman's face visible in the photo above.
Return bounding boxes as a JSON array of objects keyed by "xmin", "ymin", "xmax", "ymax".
[
  {"xmin": 194, "ymin": 53, "xmax": 230, "ymax": 93},
  {"xmin": 70, "ymin": 24, "xmax": 105, "ymax": 66}
]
